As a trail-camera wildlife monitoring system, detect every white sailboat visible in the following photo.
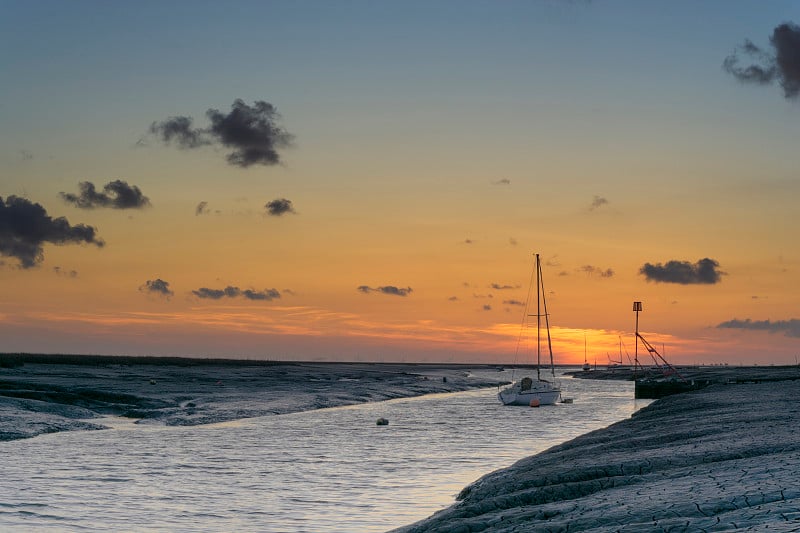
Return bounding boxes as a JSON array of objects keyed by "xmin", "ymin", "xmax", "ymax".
[{"xmin": 498, "ymin": 253, "xmax": 561, "ymax": 406}]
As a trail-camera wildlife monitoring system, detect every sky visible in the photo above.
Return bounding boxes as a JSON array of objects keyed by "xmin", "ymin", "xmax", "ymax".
[{"xmin": 1, "ymin": 0, "xmax": 799, "ymax": 365}]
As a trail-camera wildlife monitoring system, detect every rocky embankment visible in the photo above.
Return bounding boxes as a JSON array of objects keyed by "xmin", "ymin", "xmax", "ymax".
[{"xmin": 396, "ymin": 375, "xmax": 800, "ymax": 532}]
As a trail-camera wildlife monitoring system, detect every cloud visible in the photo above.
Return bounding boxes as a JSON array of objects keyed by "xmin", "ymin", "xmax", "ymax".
[
  {"xmin": 724, "ymin": 22, "xmax": 800, "ymax": 99},
  {"xmin": 463, "ymin": 239, "xmax": 474, "ymax": 244},
  {"xmin": 148, "ymin": 99, "xmax": 294, "ymax": 167},
  {"xmin": 482, "ymin": 304, "xmax": 492, "ymax": 311},
  {"xmin": 265, "ymin": 198, "xmax": 296, "ymax": 216},
  {"xmin": 579, "ymin": 265, "xmax": 615, "ymax": 278},
  {"xmin": 140, "ymin": 278, "xmax": 174, "ymax": 299},
  {"xmin": 357, "ymin": 285, "xmax": 413, "ymax": 297},
  {"xmin": 19, "ymin": 149, "xmax": 33, "ymax": 161},
  {"xmin": 148, "ymin": 115, "xmax": 210, "ymax": 148},
  {"xmin": 53, "ymin": 266, "xmax": 78, "ymax": 278},
  {"xmin": 448, "ymin": 296, "xmax": 459, "ymax": 301},
  {"xmin": 493, "ymin": 179, "xmax": 511, "ymax": 185},
  {"xmin": 639, "ymin": 258, "xmax": 724, "ymax": 284},
  {"xmin": 192, "ymin": 285, "xmax": 281, "ymax": 301},
  {"xmin": 503, "ymin": 299, "xmax": 525, "ymax": 306},
  {"xmin": 195, "ymin": 201, "xmax": 209, "ymax": 216},
  {"xmin": 0, "ymin": 195, "xmax": 104, "ymax": 268},
  {"xmin": 589, "ymin": 195, "xmax": 609, "ymax": 211},
  {"xmin": 490, "ymin": 283, "xmax": 519, "ymax": 290},
  {"xmin": 60, "ymin": 180, "xmax": 151, "ymax": 209},
  {"xmin": 717, "ymin": 318, "xmax": 800, "ymax": 338}
]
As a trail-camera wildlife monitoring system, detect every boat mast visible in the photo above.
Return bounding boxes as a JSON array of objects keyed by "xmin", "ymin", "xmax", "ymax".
[
  {"xmin": 538, "ymin": 253, "xmax": 556, "ymax": 380},
  {"xmin": 536, "ymin": 253, "xmax": 541, "ymax": 381}
]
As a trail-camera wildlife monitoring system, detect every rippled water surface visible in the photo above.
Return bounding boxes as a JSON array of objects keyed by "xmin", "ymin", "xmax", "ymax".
[{"xmin": 1, "ymin": 370, "xmax": 649, "ymax": 532}]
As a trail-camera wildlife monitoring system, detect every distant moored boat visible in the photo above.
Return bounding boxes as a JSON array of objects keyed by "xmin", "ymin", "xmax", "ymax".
[{"xmin": 498, "ymin": 253, "xmax": 561, "ymax": 406}]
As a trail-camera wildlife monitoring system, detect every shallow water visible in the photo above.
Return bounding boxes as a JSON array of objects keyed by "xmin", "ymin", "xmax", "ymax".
[{"xmin": 0, "ymin": 370, "xmax": 649, "ymax": 532}]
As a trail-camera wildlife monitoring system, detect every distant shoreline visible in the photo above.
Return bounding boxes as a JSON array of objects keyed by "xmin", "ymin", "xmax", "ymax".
[{"xmin": 0, "ymin": 352, "xmax": 510, "ymax": 369}]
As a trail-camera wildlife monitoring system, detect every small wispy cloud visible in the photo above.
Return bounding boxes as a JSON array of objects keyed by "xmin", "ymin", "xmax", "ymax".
[
  {"xmin": 579, "ymin": 265, "xmax": 614, "ymax": 278},
  {"xmin": 357, "ymin": 285, "xmax": 413, "ymax": 297},
  {"xmin": 490, "ymin": 283, "xmax": 519, "ymax": 290},
  {"xmin": 53, "ymin": 266, "xmax": 78, "ymax": 278},
  {"xmin": 195, "ymin": 201, "xmax": 210, "ymax": 216},
  {"xmin": 140, "ymin": 278, "xmax": 174, "ymax": 299},
  {"xmin": 493, "ymin": 178, "xmax": 511, "ymax": 185},
  {"xmin": 265, "ymin": 198, "xmax": 296, "ymax": 216},
  {"xmin": 588, "ymin": 195, "xmax": 609, "ymax": 211}
]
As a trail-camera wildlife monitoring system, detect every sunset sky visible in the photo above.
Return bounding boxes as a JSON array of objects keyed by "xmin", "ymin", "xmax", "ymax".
[{"xmin": 2, "ymin": 1, "xmax": 799, "ymax": 365}]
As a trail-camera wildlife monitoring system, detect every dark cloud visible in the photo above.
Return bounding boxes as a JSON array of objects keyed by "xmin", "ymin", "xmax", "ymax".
[
  {"xmin": 357, "ymin": 285, "xmax": 413, "ymax": 297},
  {"xmin": 241, "ymin": 288, "xmax": 281, "ymax": 301},
  {"xmin": 579, "ymin": 265, "xmax": 615, "ymax": 278},
  {"xmin": 141, "ymin": 278, "xmax": 174, "ymax": 299},
  {"xmin": 463, "ymin": 239, "xmax": 474, "ymax": 244},
  {"xmin": 503, "ymin": 299, "xmax": 525, "ymax": 306},
  {"xmin": 148, "ymin": 99, "xmax": 294, "ymax": 168},
  {"xmin": 265, "ymin": 198, "xmax": 296, "ymax": 216},
  {"xmin": 717, "ymin": 318, "xmax": 800, "ymax": 338},
  {"xmin": 448, "ymin": 296, "xmax": 459, "ymax": 301},
  {"xmin": 509, "ymin": 237, "xmax": 518, "ymax": 246},
  {"xmin": 494, "ymin": 179, "xmax": 511, "ymax": 185},
  {"xmin": 0, "ymin": 195, "xmax": 104, "ymax": 269},
  {"xmin": 724, "ymin": 23, "xmax": 800, "ymax": 99},
  {"xmin": 589, "ymin": 195, "xmax": 609, "ymax": 211},
  {"xmin": 195, "ymin": 201, "xmax": 209, "ymax": 216},
  {"xmin": 207, "ymin": 100, "xmax": 294, "ymax": 167},
  {"xmin": 192, "ymin": 285, "xmax": 281, "ymax": 301},
  {"xmin": 482, "ymin": 304, "xmax": 492, "ymax": 311},
  {"xmin": 639, "ymin": 258, "xmax": 724, "ymax": 285},
  {"xmin": 60, "ymin": 180, "xmax": 150, "ymax": 209}
]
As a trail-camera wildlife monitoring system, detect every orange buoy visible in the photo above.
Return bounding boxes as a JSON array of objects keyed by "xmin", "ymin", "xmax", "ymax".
[{"xmin": 529, "ymin": 399, "xmax": 540, "ymax": 407}]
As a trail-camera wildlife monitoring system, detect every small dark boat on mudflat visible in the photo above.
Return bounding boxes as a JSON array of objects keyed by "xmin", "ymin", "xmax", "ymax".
[
  {"xmin": 635, "ymin": 376, "xmax": 711, "ymax": 399},
  {"xmin": 631, "ymin": 301, "xmax": 711, "ymax": 399}
]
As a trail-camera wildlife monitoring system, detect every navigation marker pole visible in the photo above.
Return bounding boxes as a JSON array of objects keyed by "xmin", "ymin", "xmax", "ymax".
[{"xmin": 633, "ymin": 301, "xmax": 642, "ymax": 379}]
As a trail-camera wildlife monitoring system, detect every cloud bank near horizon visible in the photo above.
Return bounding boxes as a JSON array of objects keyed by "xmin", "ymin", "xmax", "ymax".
[{"xmin": 717, "ymin": 318, "xmax": 800, "ymax": 338}]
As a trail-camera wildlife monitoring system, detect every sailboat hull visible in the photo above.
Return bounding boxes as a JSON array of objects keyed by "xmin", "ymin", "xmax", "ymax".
[{"xmin": 498, "ymin": 381, "xmax": 561, "ymax": 406}]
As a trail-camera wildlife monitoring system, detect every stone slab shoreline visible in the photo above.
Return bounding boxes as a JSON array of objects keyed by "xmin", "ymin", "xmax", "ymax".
[{"xmin": 395, "ymin": 373, "xmax": 800, "ymax": 532}]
